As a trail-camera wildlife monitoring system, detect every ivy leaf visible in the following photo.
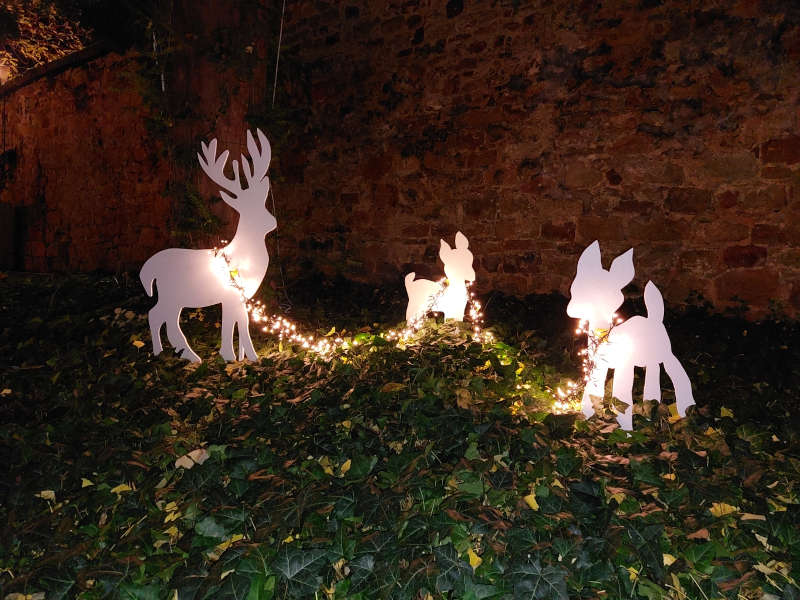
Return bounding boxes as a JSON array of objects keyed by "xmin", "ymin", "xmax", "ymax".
[
  {"xmin": 434, "ymin": 543, "xmax": 472, "ymax": 592},
  {"xmin": 510, "ymin": 558, "xmax": 568, "ymax": 600},
  {"xmin": 272, "ymin": 548, "xmax": 327, "ymax": 596},
  {"xmin": 195, "ymin": 515, "xmax": 228, "ymax": 539}
]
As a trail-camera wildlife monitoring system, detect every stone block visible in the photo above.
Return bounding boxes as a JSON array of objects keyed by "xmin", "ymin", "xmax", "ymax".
[
  {"xmin": 722, "ymin": 245, "xmax": 767, "ymax": 268},
  {"xmin": 576, "ymin": 215, "xmax": 627, "ymax": 241},
  {"xmin": 540, "ymin": 221, "xmax": 575, "ymax": 241},
  {"xmin": 714, "ymin": 268, "xmax": 780, "ymax": 307},
  {"xmin": 751, "ymin": 223, "xmax": 785, "ymax": 244},
  {"xmin": 760, "ymin": 135, "xmax": 800, "ymax": 164},
  {"xmin": 665, "ymin": 187, "xmax": 712, "ymax": 213}
]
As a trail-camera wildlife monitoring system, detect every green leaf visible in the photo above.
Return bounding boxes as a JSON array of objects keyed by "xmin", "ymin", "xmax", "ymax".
[
  {"xmin": 510, "ymin": 559, "xmax": 568, "ymax": 600},
  {"xmin": 434, "ymin": 543, "xmax": 472, "ymax": 592},
  {"xmin": 39, "ymin": 574, "xmax": 75, "ymax": 600},
  {"xmin": 272, "ymin": 548, "xmax": 327, "ymax": 596},
  {"xmin": 195, "ymin": 515, "xmax": 228, "ymax": 539}
]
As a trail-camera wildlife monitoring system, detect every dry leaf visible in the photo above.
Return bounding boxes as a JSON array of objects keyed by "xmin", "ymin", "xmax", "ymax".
[
  {"xmin": 710, "ymin": 502, "xmax": 738, "ymax": 517},
  {"xmin": 687, "ymin": 528, "xmax": 710, "ymax": 540}
]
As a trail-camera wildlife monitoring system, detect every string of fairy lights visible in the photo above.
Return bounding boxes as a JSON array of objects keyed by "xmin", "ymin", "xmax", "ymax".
[
  {"xmin": 211, "ymin": 243, "xmax": 614, "ymax": 416},
  {"xmin": 547, "ymin": 315, "xmax": 624, "ymax": 414},
  {"xmin": 212, "ymin": 245, "xmax": 493, "ymax": 358}
]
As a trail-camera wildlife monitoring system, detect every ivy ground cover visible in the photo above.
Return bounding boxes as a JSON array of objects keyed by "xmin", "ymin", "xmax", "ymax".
[{"xmin": 1, "ymin": 273, "xmax": 799, "ymax": 599}]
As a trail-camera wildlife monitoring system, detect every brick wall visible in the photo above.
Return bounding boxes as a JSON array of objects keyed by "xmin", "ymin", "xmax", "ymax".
[
  {"xmin": 274, "ymin": 0, "xmax": 800, "ymax": 315},
  {"xmin": 2, "ymin": 0, "xmax": 800, "ymax": 317},
  {"xmin": 0, "ymin": 52, "xmax": 173, "ymax": 272}
]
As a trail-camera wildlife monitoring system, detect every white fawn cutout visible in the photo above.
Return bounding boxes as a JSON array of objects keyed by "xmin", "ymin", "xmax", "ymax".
[
  {"xmin": 566, "ymin": 241, "xmax": 695, "ymax": 430},
  {"xmin": 405, "ymin": 231, "xmax": 476, "ymax": 323},
  {"xmin": 140, "ymin": 129, "xmax": 276, "ymax": 363}
]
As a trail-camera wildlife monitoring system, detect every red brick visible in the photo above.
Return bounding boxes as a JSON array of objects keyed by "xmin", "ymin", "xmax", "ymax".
[
  {"xmin": 722, "ymin": 245, "xmax": 767, "ymax": 268},
  {"xmin": 715, "ymin": 269, "xmax": 780, "ymax": 307},
  {"xmin": 540, "ymin": 221, "xmax": 575, "ymax": 241},
  {"xmin": 751, "ymin": 224, "xmax": 785, "ymax": 244},
  {"xmin": 760, "ymin": 135, "xmax": 800, "ymax": 164},
  {"xmin": 665, "ymin": 188, "xmax": 713, "ymax": 214}
]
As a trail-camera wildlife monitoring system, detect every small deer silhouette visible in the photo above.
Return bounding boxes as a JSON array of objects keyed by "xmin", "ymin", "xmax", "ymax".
[
  {"xmin": 140, "ymin": 129, "xmax": 276, "ymax": 362},
  {"xmin": 405, "ymin": 231, "xmax": 476, "ymax": 323},
  {"xmin": 567, "ymin": 241, "xmax": 694, "ymax": 430}
]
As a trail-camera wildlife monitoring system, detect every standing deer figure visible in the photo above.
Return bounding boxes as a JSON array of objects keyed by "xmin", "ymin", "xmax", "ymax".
[
  {"xmin": 140, "ymin": 129, "xmax": 276, "ymax": 362},
  {"xmin": 405, "ymin": 231, "xmax": 476, "ymax": 323},
  {"xmin": 566, "ymin": 241, "xmax": 694, "ymax": 430}
]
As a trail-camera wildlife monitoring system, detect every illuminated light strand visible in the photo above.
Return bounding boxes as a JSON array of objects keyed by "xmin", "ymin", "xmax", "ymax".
[
  {"xmin": 547, "ymin": 314, "xmax": 623, "ymax": 414},
  {"xmin": 210, "ymin": 248, "xmax": 493, "ymax": 357},
  {"xmin": 383, "ymin": 280, "xmax": 494, "ymax": 345}
]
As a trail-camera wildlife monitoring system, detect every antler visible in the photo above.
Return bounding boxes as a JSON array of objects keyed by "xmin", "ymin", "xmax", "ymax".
[
  {"xmin": 198, "ymin": 138, "xmax": 242, "ymax": 209},
  {"xmin": 197, "ymin": 130, "xmax": 271, "ymax": 209}
]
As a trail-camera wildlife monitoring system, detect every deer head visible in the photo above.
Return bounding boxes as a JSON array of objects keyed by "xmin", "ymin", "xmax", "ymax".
[
  {"xmin": 567, "ymin": 241, "xmax": 634, "ymax": 330},
  {"xmin": 439, "ymin": 231, "xmax": 475, "ymax": 284},
  {"xmin": 198, "ymin": 129, "xmax": 276, "ymax": 237}
]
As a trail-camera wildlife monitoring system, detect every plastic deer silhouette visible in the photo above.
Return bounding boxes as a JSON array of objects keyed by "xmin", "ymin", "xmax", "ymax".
[
  {"xmin": 566, "ymin": 241, "xmax": 695, "ymax": 430},
  {"xmin": 405, "ymin": 231, "xmax": 476, "ymax": 323},
  {"xmin": 140, "ymin": 129, "xmax": 276, "ymax": 362}
]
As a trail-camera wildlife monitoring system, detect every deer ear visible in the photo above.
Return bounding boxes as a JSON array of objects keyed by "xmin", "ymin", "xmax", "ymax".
[
  {"xmin": 439, "ymin": 239, "xmax": 451, "ymax": 261},
  {"xmin": 576, "ymin": 241, "xmax": 602, "ymax": 274},
  {"xmin": 454, "ymin": 231, "xmax": 469, "ymax": 249},
  {"xmin": 609, "ymin": 248, "xmax": 635, "ymax": 287}
]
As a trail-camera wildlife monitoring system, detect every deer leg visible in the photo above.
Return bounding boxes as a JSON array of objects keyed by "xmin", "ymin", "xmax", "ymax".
[
  {"xmin": 582, "ymin": 363, "xmax": 608, "ymax": 419},
  {"xmin": 148, "ymin": 306, "xmax": 165, "ymax": 356},
  {"xmin": 643, "ymin": 364, "xmax": 661, "ymax": 403},
  {"xmin": 662, "ymin": 353, "xmax": 695, "ymax": 417},
  {"xmin": 235, "ymin": 303, "xmax": 258, "ymax": 361},
  {"xmin": 219, "ymin": 302, "xmax": 237, "ymax": 362},
  {"xmin": 165, "ymin": 309, "xmax": 201, "ymax": 362},
  {"xmin": 612, "ymin": 362, "xmax": 635, "ymax": 430}
]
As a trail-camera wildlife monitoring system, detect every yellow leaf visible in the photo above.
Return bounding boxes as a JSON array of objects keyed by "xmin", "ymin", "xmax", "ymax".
[
  {"xmin": 111, "ymin": 483, "xmax": 132, "ymax": 495},
  {"xmin": 663, "ymin": 553, "xmax": 677, "ymax": 566},
  {"xmin": 164, "ymin": 511, "xmax": 181, "ymax": 523},
  {"xmin": 380, "ymin": 382, "xmax": 406, "ymax": 393},
  {"xmin": 164, "ymin": 525, "xmax": 179, "ymax": 537},
  {"xmin": 468, "ymin": 548, "xmax": 482, "ymax": 570},
  {"xmin": 132, "ymin": 340, "xmax": 145, "ymax": 349},
  {"xmin": 755, "ymin": 533, "xmax": 773, "ymax": 550},
  {"xmin": 523, "ymin": 494, "xmax": 539, "ymax": 511},
  {"xmin": 609, "ymin": 492, "xmax": 626, "ymax": 504},
  {"xmin": 755, "ymin": 562, "xmax": 778, "ymax": 575},
  {"xmin": 35, "ymin": 490, "xmax": 55, "ymax": 501},
  {"xmin": 340, "ymin": 420, "xmax": 352, "ymax": 430},
  {"xmin": 1, "ymin": 388, "xmax": 11, "ymax": 396},
  {"xmin": 661, "ymin": 473, "xmax": 676, "ymax": 480},
  {"xmin": 208, "ymin": 533, "xmax": 244, "ymax": 561},
  {"xmin": 551, "ymin": 479, "xmax": 564, "ymax": 489},
  {"xmin": 710, "ymin": 502, "xmax": 738, "ymax": 517},
  {"xmin": 318, "ymin": 456, "xmax": 334, "ymax": 476},
  {"xmin": 720, "ymin": 407, "xmax": 734, "ymax": 418},
  {"xmin": 740, "ymin": 513, "xmax": 766, "ymax": 521},
  {"xmin": 164, "ymin": 501, "xmax": 178, "ymax": 512},
  {"xmin": 339, "ymin": 459, "xmax": 352, "ymax": 476},
  {"xmin": 283, "ymin": 534, "xmax": 294, "ymax": 543},
  {"xmin": 220, "ymin": 569, "xmax": 234, "ymax": 580},
  {"xmin": 81, "ymin": 478, "xmax": 94, "ymax": 488},
  {"xmin": 627, "ymin": 566, "xmax": 639, "ymax": 582}
]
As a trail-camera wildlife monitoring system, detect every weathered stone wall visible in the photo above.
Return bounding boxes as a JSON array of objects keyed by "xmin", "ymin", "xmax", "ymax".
[
  {"xmin": 274, "ymin": 0, "xmax": 800, "ymax": 315},
  {"xmin": 0, "ymin": 52, "xmax": 173, "ymax": 271},
  {"xmin": 2, "ymin": 0, "xmax": 800, "ymax": 318}
]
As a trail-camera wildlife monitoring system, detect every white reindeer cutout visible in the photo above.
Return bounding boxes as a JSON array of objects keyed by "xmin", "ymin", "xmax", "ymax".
[
  {"xmin": 567, "ymin": 241, "xmax": 695, "ymax": 430},
  {"xmin": 405, "ymin": 231, "xmax": 476, "ymax": 323},
  {"xmin": 140, "ymin": 129, "xmax": 276, "ymax": 362}
]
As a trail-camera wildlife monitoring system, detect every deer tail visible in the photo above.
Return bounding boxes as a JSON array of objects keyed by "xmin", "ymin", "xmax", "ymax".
[
  {"xmin": 140, "ymin": 256, "xmax": 156, "ymax": 297},
  {"xmin": 404, "ymin": 272, "xmax": 416, "ymax": 291},
  {"xmin": 644, "ymin": 281, "xmax": 664, "ymax": 322}
]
